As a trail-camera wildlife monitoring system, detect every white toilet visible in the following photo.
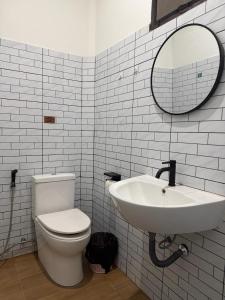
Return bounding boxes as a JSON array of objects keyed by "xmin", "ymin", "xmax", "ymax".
[{"xmin": 32, "ymin": 173, "xmax": 91, "ymax": 286}]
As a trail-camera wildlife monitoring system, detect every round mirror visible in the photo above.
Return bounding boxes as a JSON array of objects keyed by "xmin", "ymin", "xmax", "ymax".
[{"xmin": 151, "ymin": 24, "xmax": 224, "ymax": 115}]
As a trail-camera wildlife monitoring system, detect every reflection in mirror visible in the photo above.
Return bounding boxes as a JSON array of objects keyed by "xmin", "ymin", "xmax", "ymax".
[{"xmin": 151, "ymin": 24, "xmax": 224, "ymax": 114}]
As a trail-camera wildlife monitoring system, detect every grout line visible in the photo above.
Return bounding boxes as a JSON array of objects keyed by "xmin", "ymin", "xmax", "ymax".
[
  {"xmin": 0, "ymin": 67, "xmax": 85, "ymax": 84},
  {"xmin": 41, "ymin": 48, "xmax": 44, "ymax": 174},
  {"xmin": 91, "ymin": 56, "xmax": 97, "ymax": 224},
  {"xmin": 79, "ymin": 57, "xmax": 84, "ymax": 210},
  {"xmin": 103, "ymin": 49, "xmax": 109, "ymax": 232}
]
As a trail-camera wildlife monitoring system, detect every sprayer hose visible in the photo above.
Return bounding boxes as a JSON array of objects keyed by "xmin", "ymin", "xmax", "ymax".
[{"xmin": 0, "ymin": 187, "xmax": 15, "ymax": 258}]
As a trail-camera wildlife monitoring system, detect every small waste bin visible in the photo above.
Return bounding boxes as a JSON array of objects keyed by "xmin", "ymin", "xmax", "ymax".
[{"xmin": 85, "ymin": 232, "xmax": 118, "ymax": 274}]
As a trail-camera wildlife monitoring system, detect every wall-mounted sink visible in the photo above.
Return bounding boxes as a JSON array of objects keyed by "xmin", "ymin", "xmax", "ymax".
[{"xmin": 109, "ymin": 175, "xmax": 225, "ymax": 234}]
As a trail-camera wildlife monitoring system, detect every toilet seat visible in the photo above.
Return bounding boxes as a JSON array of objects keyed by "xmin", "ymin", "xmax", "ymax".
[
  {"xmin": 37, "ymin": 208, "xmax": 91, "ymax": 235},
  {"xmin": 36, "ymin": 218, "xmax": 91, "ymax": 241}
]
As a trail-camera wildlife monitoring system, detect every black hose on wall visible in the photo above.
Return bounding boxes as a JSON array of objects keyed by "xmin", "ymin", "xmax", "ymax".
[{"xmin": 149, "ymin": 232, "xmax": 188, "ymax": 268}]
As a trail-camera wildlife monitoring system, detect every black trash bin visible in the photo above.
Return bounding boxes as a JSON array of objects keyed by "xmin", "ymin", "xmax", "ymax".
[{"xmin": 85, "ymin": 232, "xmax": 118, "ymax": 274}]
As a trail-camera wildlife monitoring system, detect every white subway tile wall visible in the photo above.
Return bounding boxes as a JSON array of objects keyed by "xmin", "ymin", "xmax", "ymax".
[
  {"xmin": 0, "ymin": 0, "xmax": 225, "ymax": 299},
  {"xmin": 0, "ymin": 40, "xmax": 95, "ymax": 255},
  {"xmin": 81, "ymin": 57, "xmax": 95, "ymax": 218},
  {"xmin": 93, "ymin": 1, "xmax": 225, "ymax": 299}
]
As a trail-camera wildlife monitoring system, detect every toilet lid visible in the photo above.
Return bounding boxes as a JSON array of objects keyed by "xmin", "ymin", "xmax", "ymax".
[{"xmin": 37, "ymin": 208, "xmax": 91, "ymax": 235}]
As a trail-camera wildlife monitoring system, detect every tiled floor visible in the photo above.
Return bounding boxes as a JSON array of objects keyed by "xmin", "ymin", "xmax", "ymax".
[{"xmin": 0, "ymin": 253, "xmax": 150, "ymax": 300}]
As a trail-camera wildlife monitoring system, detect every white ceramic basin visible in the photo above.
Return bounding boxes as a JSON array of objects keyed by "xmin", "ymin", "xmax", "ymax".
[{"xmin": 109, "ymin": 175, "xmax": 225, "ymax": 234}]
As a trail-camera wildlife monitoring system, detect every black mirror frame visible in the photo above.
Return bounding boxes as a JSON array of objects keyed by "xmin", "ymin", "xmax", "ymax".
[{"xmin": 150, "ymin": 23, "xmax": 225, "ymax": 115}]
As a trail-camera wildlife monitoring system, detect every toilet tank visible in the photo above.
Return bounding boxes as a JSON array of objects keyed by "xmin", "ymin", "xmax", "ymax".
[{"xmin": 32, "ymin": 173, "xmax": 75, "ymax": 218}]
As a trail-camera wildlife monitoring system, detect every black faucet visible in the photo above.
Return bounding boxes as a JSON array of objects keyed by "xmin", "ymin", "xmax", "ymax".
[
  {"xmin": 155, "ymin": 160, "xmax": 176, "ymax": 187},
  {"xmin": 11, "ymin": 169, "xmax": 18, "ymax": 188}
]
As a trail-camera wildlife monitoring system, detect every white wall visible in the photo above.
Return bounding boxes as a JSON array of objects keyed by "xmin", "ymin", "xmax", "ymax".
[
  {"xmin": 95, "ymin": 0, "xmax": 151, "ymax": 54},
  {"xmin": 0, "ymin": 0, "xmax": 95, "ymax": 56},
  {"xmin": 0, "ymin": 0, "xmax": 151, "ymax": 56}
]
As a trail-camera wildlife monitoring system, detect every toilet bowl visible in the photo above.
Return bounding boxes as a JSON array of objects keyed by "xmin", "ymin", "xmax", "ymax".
[
  {"xmin": 35, "ymin": 209, "xmax": 91, "ymax": 286},
  {"xmin": 32, "ymin": 174, "xmax": 91, "ymax": 286}
]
